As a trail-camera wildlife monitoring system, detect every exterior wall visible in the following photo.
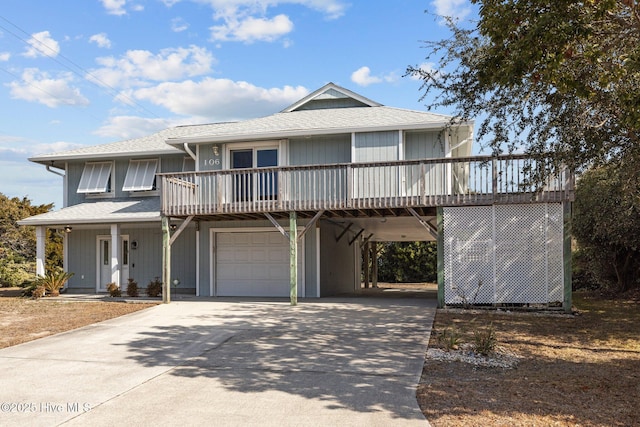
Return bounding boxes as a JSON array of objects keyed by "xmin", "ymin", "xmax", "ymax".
[
  {"xmin": 354, "ymin": 131, "xmax": 399, "ymax": 162},
  {"xmin": 405, "ymin": 130, "xmax": 445, "ymax": 159},
  {"xmin": 442, "ymin": 203, "xmax": 565, "ymax": 306},
  {"xmin": 289, "ymin": 135, "xmax": 351, "ymax": 166},
  {"xmin": 197, "ymin": 219, "xmax": 319, "ymax": 297},
  {"xmin": 65, "ymin": 224, "xmax": 196, "ymax": 294},
  {"xmin": 319, "ymin": 220, "xmax": 357, "ymax": 296}
]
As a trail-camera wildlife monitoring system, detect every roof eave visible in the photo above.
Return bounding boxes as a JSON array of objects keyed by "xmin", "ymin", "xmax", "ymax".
[
  {"xmin": 18, "ymin": 216, "xmax": 161, "ymax": 227},
  {"xmin": 28, "ymin": 148, "xmax": 182, "ymax": 164}
]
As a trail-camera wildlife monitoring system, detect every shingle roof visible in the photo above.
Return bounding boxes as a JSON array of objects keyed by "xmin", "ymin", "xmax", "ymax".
[
  {"xmin": 17, "ymin": 198, "xmax": 161, "ymax": 226},
  {"xmin": 167, "ymin": 106, "xmax": 455, "ymax": 145},
  {"xmin": 29, "ymin": 123, "xmax": 232, "ymax": 163}
]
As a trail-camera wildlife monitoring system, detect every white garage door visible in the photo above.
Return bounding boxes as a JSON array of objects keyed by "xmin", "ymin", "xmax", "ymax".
[{"xmin": 215, "ymin": 232, "xmax": 303, "ymax": 297}]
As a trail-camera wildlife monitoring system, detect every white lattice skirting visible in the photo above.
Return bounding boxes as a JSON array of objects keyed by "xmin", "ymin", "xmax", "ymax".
[{"xmin": 443, "ymin": 203, "xmax": 564, "ymax": 305}]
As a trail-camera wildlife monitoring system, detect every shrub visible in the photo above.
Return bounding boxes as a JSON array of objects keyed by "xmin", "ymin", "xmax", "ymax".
[
  {"xmin": 126, "ymin": 278, "xmax": 139, "ymax": 297},
  {"xmin": 146, "ymin": 277, "xmax": 162, "ymax": 298},
  {"xmin": 32, "ymin": 269, "xmax": 74, "ymax": 297},
  {"xmin": 437, "ymin": 326, "xmax": 461, "ymax": 351},
  {"xmin": 32, "ymin": 285, "xmax": 46, "ymax": 299},
  {"xmin": 107, "ymin": 282, "xmax": 121, "ymax": 297},
  {"xmin": 473, "ymin": 323, "xmax": 497, "ymax": 356}
]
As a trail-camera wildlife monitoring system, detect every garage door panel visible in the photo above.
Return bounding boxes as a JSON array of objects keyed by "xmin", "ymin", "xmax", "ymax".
[{"xmin": 215, "ymin": 231, "xmax": 303, "ymax": 297}]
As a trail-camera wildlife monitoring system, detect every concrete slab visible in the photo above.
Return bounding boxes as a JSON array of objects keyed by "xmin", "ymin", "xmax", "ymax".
[{"xmin": 0, "ymin": 297, "xmax": 435, "ymax": 426}]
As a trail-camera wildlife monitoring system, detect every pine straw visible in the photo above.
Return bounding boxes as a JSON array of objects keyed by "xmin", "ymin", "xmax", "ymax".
[
  {"xmin": 0, "ymin": 293, "xmax": 157, "ymax": 349},
  {"xmin": 418, "ymin": 292, "xmax": 640, "ymax": 426}
]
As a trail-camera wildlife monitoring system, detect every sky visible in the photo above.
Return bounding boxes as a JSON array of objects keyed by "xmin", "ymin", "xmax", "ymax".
[{"xmin": 0, "ymin": 0, "xmax": 478, "ymax": 209}]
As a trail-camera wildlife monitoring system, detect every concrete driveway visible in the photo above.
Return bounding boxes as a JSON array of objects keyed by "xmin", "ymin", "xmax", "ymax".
[{"xmin": 0, "ymin": 297, "xmax": 435, "ymax": 426}]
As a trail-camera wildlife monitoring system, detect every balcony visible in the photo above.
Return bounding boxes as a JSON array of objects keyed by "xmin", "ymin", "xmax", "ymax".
[{"xmin": 159, "ymin": 154, "xmax": 574, "ymax": 219}]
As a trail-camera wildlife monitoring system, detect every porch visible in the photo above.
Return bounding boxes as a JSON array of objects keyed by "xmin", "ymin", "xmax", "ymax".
[{"xmin": 159, "ymin": 154, "xmax": 574, "ymax": 220}]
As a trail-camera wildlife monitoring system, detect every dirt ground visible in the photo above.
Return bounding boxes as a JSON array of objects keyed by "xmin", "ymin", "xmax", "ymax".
[
  {"xmin": 0, "ymin": 288, "xmax": 157, "ymax": 349},
  {"xmin": 418, "ymin": 291, "xmax": 640, "ymax": 427}
]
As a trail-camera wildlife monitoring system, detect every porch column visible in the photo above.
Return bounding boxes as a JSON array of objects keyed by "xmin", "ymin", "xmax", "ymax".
[
  {"xmin": 289, "ymin": 211, "xmax": 298, "ymax": 306},
  {"xmin": 371, "ymin": 242, "xmax": 378, "ymax": 288},
  {"xmin": 162, "ymin": 215, "xmax": 171, "ymax": 304},
  {"xmin": 110, "ymin": 224, "xmax": 121, "ymax": 287},
  {"xmin": 35, "ymin": 226, "xmax": 46, "ymax": 277},
  {"xmin": 363, "ymin": 240, "xmax": 370, "ymax": 289}
]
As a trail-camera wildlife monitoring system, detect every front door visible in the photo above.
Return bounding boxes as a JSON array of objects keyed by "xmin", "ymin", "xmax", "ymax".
[{"xmin": 97, "ymin": 235, "xmax": 129, "ymax": 291}]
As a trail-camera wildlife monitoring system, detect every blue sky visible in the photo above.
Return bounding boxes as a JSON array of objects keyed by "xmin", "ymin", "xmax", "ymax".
[{"xmin": 0, "ymin": 0, "xmax": 477, "ymax": 209}]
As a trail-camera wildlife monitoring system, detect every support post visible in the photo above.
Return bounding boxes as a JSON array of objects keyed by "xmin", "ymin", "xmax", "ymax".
[
  {"xmin": 363, "ymin": 240, "xmax": 370, "ymax": 289},
  {"xmin": 437, "ymin": 207, "xmax": 445, "ymax": 308},
  {"xmin": 563, "ymin": 202, "xmax": 572, "ymax": 313},
  {"xmin": 35, "ymin": 226, "xmax": 46, "ymax": 277},
  {"xmin": 289, "ymin": 211, "xmax": 298, "ymax": 306},
  {"xmin": 110, "ymin": 224, "xmax": 121, "ymax": 288},
  {"xmin": 162, "ymin": 216, "xmax": 171, "ymax": 304},
  {"xmin": 371, "ymin": 242, "xmax": 378, "ymax": 288}
]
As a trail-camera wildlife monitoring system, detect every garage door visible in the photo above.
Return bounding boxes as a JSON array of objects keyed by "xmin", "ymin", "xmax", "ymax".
[{"xmin": 215, "ymin": 232, "xmax": 303, "ymax": 297}]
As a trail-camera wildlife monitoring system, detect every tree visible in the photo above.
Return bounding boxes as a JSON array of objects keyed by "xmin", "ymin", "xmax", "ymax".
[
  {"xmin": 573, "ymin": 162, "xmax": 640, "ymax": 292},
  {"xmin": 408, "ymin": 0, "xmax": 640, "ymax": 177},
  {"xmin": 0, "ymin": 194, "xmax": 60, "ymax": 286},
  {"xmin": 377, "ymin": 242, "xmax": 438, "ymax": 283}
]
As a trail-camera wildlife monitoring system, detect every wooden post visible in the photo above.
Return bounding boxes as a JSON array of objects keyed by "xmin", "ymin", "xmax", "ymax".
[
  {"xmin": 161, "ymin": 215, "xmax": 171, "ymax": 304},
  {"xmin": 563, "ymin": 202, "xmax": 572, "ymax": 313},
  {"xmin": 371, "ymin": 242, "xmax": 378, "ymax": 288},
  {"xmin": 35, "ymin": 226, "xmax": 46, "ymax": 277},
  {"xmin": 289, "ymin": 211, "xmax": 298, "ymax": 306},
  {"xmin": 363, "ymin": 240, "xmax": 370, "ymax": 289}
]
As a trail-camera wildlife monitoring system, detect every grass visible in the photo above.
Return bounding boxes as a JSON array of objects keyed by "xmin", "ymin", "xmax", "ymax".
[
  {"xmin": 0, "ymin": 289, "xmax": 157, "ymax": 349},
  {"xmin": 418, "ymin": 291, "xmax": 640, "ymax": 426}
]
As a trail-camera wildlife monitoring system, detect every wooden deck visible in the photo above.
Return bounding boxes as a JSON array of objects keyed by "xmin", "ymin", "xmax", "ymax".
[{"xmin": 159, "ymin": 154, "xmax": 574, "ymax": 219}]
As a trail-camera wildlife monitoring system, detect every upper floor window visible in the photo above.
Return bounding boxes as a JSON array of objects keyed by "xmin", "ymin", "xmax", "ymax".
[
  {"xmin": 182, "ymin": 157, "xmax": 195, "ymax": 172},
  {"xmin": 123, "ymin": 159, "xmax": 158, "ymax": 192},
  {"xmin": 77, "ymin": 162, "xmax": 112, "ymax": 194}
]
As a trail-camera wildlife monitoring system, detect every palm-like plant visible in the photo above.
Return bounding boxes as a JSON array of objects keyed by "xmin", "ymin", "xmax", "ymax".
[{"xmin": 33, "ymin": 269, "xmax": 74, "ymax": 297}]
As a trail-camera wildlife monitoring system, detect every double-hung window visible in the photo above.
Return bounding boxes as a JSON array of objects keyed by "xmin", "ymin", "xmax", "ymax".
[
  {"xmin": 77, "ymin": 162, "xmax": 113, "ymax": 194},
  {"xmin": 123, "ymin": 159, "xmax": 158, "ymax": 192}
]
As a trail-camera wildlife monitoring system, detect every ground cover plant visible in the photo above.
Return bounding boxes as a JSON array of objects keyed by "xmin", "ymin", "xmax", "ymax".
[{"xmin": 418, "ymin": 292, "xmax": 640, "ymax": 426}]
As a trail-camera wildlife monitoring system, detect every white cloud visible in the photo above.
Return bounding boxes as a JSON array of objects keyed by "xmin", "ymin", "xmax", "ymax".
[
  {"xmin": 409, "ymin": 62, "xmax": 440, "ymax": 81},
  {"xmin": 0, "ymin": 52, "xmax": 10, "ymax": 61},
  {"xmin": 90, "ymin": 45, "xmax": 215, "ymax": 89},
  {"xmin": 89, "ymin": 33, "xmax": 112, "ymax": 49},
  {"xmin": 351, "ymin": 66, "xmax": 397, "ymax": 87},
  {"xmin": 211, "ymin": 14, "xmax": 294, "ymax": 43},
  {"xmin": 101, "ymin": 0, "xmax": 127, "ymax": 15},
  {"xmin": 171, "ymin": 17, "xmax": 189, "ymax": 32},
  {"xmin": 132, "ymin": 78, "xmax": 308, "ymax": 120},
  {"xmin": 23, "ymin": 31, "xmax": 60, "ymax": 58},
  {"xmin": 431, "ymin": 0, "xmax": 471, "ymax": 22},
  {"xmin": 32, "ymin": 141, "xmax": 86, "ymax": 156},
  {"xmin": 8, "ymin": 68, "xmax": 89, "ymax": 108},
  {"xmin": 93, "ymin": 116, "xmax": 181, "ymax": 139}
]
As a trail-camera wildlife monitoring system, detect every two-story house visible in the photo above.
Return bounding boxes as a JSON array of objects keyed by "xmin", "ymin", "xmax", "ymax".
[{"xmin": 19, "ymin": 83, "xmax": 574, "ymax": 310}]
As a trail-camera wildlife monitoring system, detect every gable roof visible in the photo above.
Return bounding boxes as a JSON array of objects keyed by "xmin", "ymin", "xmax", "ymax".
[{"xmin": 281, "ymin": 82, "xmax": 381, "ymax": 112}]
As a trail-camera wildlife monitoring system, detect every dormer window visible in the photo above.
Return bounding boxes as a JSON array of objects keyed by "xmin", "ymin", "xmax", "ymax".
[
  {"xmin": 77, "ymin": 161, "xmax": 113, "ymax": 194},
  {"xmin": 123, "ymin": 159, "xmax": 158, "ymax": 192}
]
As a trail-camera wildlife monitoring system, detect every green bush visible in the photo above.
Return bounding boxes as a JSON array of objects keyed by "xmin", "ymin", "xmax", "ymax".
[
  {"xmin": 473, "ymin": 323, "xmax": 497, "ymax": 356},
  {"xmin": 32, "ymin": 269, "xmax": 74, "ymax": 297},
  {"xmin": 437, "ymin": 326, "xmax": 461, "ymax": 351},
  {"xmin": 146, "ymin": 277, "xmax": 162, "ymax": 298}
]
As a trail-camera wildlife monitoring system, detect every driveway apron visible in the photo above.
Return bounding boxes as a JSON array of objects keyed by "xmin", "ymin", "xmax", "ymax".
[{"xmin": 0, "ymin": 297, "xmax": 435, "ymax": 426}]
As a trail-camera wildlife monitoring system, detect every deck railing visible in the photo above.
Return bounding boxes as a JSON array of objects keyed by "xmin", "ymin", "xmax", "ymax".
[{"xmin": 160, "ymin": 154, "xmax": 574, "ymax": 217}]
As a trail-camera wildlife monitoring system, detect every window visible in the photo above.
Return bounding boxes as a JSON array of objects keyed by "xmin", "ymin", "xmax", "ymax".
[
  {"xmin": 122, "ymin": 159, "xmax": 158, "ymax": 192},
  {"xmin": 77, "ymin": 162, "xmax": 112, "ymax": 194},
  {"xmin": 182, "ymin": 157, "xmax": 195, "ymax": 172}
]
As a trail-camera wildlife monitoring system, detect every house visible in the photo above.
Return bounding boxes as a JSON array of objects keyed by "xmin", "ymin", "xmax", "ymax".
[{"xmin": 19, "ymin": 83, "xmax": 574, "ymax": 310}]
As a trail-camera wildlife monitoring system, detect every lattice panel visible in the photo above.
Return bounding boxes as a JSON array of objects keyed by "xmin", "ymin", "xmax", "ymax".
[
  {"xmin": 443, "ymin": 206, "xmax": 494, "ymax": 304},
  {"xmin": 443, "ymin": 203, "xmax": 566, "ymax": 306}
]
